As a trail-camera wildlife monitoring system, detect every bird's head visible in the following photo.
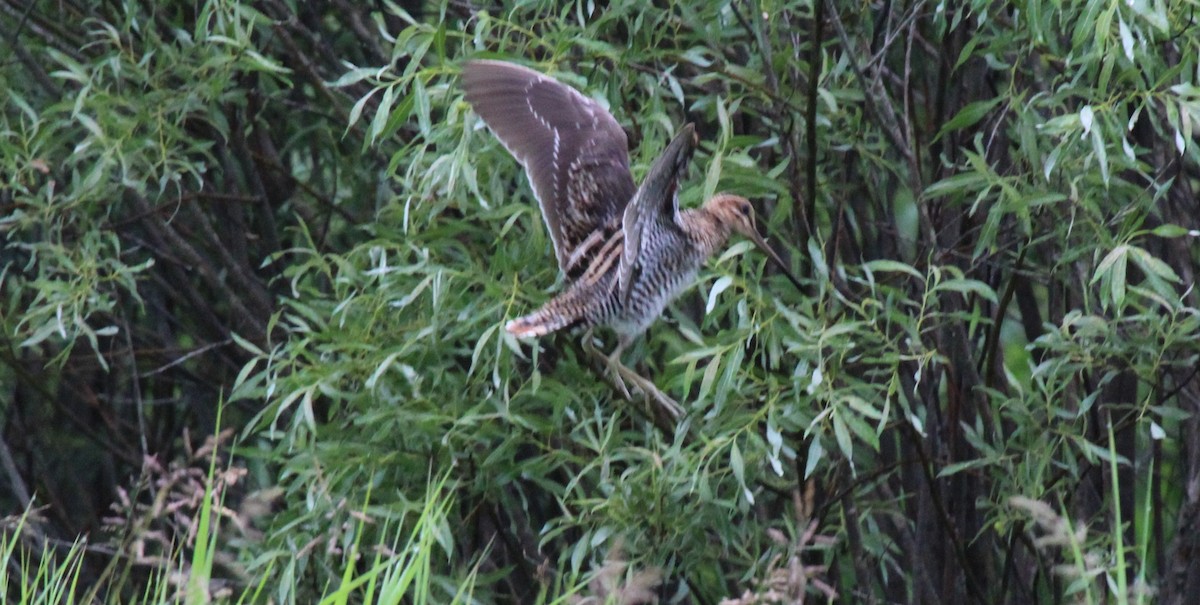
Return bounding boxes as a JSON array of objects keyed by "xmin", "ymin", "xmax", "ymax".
[
  {"xmin": 706, "ymin": 193, "xmax": 804, "ymax": 292},
  {"xmin": 707, "ymin": 193, "xmax": 760, "ymax": 240}
]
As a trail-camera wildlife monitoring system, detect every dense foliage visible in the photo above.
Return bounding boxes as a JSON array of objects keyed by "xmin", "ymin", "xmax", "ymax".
[{"xmin": 2, "ymin": 0, "xmax": 1199, "ymax": 603}]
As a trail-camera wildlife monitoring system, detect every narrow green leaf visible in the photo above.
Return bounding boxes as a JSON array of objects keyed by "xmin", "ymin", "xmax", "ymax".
[
  {"xmin": 330, "ymin": 66, "xmax": 378, "ymax": 88},
  {"xmin": 1044, "ymin": 144, "xmax": 1062, "ymax": 181},
  {"xmin": 924, "ymin": 172, "xmax": 990, "ymax": 200},
  {"xmin": 1090, "ymin": 127, "xmax": 1109, "ymax": 185},
  {"xmin": 230, "ymin": 331, "xmax": 265, "ymax": 356},
  {"xmin": 706, "ymin": 275, "xmax": 734, "ymax": 314},
  {"xmin": 932, "ymin": 278, "xmax": 999, "ymax": 304},
  {"xmin": 832, "ymin": 413, "xmax": 853, "ymax": 463},
  {"xmin": 1092, "ymin": 245, "xmax": 1129, "ymax": 282},
  {"xmin": 1129, "ymin": 246, "xmax": 1181, "ymax": 283},
  {"xmin": 730, "ymin": 441, "xmax": 745, "ymax": 486},
  {"xmin": 1118, "ymin": 17, "xmax": 1135, "ymax": 60},
  {"xmin": 1111, "ymin": 253, "xmax": 1127, "ymax": 308},
  {"xmin": 765, "ymin": 421, "xmax": 782, "ymax": 451},
  {"xmin": 863, "ymin": 259, "xmax": 924, "ymax": 281},
  {"xmin": 348, "ymin": 87, "xmax": 379, "ymax": 129},
  {"xmin": 936, "ymin": 457, "xmax": 993, "ymax": 478},
  {"xmin": 938, "ymin": 97, "xmax": 1002, "ymax": 139},
  {"xmin": 1150, "ymin": 224, "xmax": 1189, "ymax": 238},
  {"xmin": 371, "ymin": 85, "xmax": 397, "ymax": 142},
  {"xmin": 804, "ymin": 439, "xmax": 823, "ymax": 479}
]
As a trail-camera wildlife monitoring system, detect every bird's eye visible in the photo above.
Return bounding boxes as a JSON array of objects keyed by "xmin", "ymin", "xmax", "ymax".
[{"xmin": 739, "ymin": 204, "xmax": 752, "ymax": 216}]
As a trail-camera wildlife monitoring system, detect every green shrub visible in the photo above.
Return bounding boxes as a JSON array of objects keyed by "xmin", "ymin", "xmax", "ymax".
[{"xmin": 2, "ymin": 0, "xmax": 1197, "ymax": 603}]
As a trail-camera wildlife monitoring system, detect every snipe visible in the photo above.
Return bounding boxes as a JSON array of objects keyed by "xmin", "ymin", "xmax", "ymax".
[{"xmin": 463, "ymin": 59, "xmax": 801, "ymax": 421}]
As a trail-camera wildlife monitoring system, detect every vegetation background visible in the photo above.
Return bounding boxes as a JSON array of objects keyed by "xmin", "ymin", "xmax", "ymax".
[{"xmin": 2, "ymin": 0, "xmax": 1198, "ymax": 603}]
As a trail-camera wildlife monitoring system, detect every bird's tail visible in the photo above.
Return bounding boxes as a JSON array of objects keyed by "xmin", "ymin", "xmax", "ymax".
[{"xmin": 505, "ymin": 290, "xmax": 591, "ymax": 338}]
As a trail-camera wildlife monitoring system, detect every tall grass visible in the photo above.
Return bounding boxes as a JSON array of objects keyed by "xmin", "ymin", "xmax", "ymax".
[{"xmin": 1, "ymin": 466, "xmax": 472, "ymax": 604}]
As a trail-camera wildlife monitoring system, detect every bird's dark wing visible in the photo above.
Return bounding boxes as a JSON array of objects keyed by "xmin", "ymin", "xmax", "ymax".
[
  {"xmin": 463, "ymin": 60, "xmax": 636, "ymax": 276},
  {"xmin": 618, "ymin": 124, "xmax": 697, "ymax": 300}
]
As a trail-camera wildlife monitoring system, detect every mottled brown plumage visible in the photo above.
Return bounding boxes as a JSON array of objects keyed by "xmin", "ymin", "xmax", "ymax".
[
  {"xmin": 463, "ymin": 60, "xmax": 801, "ymax": 418},
  {"xmin": 463, "ymin": 59, "xmax": 635, "ymax": 280}
]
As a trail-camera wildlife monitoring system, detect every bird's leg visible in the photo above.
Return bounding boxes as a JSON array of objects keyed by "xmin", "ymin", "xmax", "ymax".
[
  {"xmin": 603, "ymin": 335, "xmax": 634, "ymax": 401},
  {"xmin": 582, "ymin": 329, "xmax": 631, "ymax": 399},
  {"xmin": 605, "ymin": 336, "xmax": 684, "ymax": 422},
  {"xmin": 581, "ymin": 331, "xmax": 684, "ymax": 423}
]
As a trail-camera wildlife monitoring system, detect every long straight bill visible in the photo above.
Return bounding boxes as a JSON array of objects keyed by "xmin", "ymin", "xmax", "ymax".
[{"xmin": 744, "ymin": 227, "xmax": 804, "ymax": 293}]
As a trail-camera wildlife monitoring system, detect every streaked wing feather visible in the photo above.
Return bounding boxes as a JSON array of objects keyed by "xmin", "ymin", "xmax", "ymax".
[
  {"xmin": 618, "ymin": 184, "xmax": 657, "ymax": 300},
  {"xmin": 463, "ymin": 60, "xmax": 636, "ymax": 274},
  {"xmin": 618, "ymin": 125, "xmax": 695, "ymax": 301}
]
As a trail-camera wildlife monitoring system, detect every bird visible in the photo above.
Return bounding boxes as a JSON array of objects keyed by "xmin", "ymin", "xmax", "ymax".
[{"xmin": 462, "ymin": 59, "xmax": 802, "ymax": 420}]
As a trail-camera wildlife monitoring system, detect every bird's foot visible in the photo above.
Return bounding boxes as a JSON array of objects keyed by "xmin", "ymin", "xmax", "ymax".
[
  {"xmin": 611, "ymin": 360, "xmax": 684, "ymax": 422},
  {"xmin": 580, "ymin": 331, "xmax": 683, "ymax": 426},
  {"xmin": 608, "ymin": 364, "xmax": 634, "ymax": 401}
]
